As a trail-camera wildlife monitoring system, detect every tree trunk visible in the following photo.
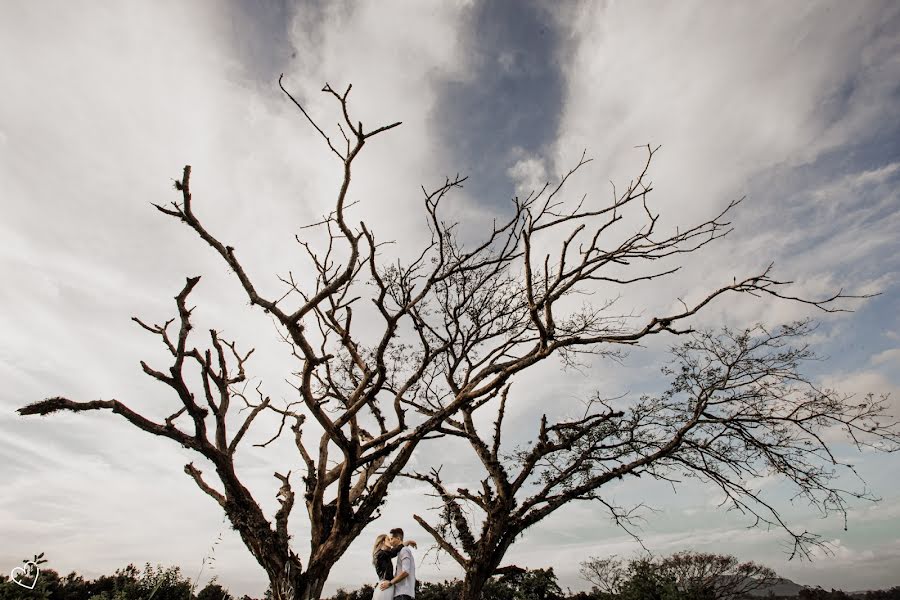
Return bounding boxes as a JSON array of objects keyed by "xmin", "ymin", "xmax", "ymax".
[
  {"xmin": 262, "ymin": 540, "xmax": 346, "ymax": 600},
  {"xmin": 457, "ymin": 534, "xmax": 514, "ymax": 600},
  {"xmin": 265, "ymin": 563, "xmax": 328, "ymax": 600},
  {"xmin": 295, "ymin": 573, "xmax": 328, "ymax": 600},
  {"xmin": 296, "ymin": 567, "xmax": 329, "ymax": 600},
  {"xmin": 212, "ymin": 461, "xmax": 334, "ymax": 600},
  {"xmin": 459, "ymin": 564, "xmax": 493, "ymax": 600}
]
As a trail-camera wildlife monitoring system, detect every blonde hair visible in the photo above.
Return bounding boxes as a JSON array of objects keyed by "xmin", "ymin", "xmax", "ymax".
[{"xmin": 372, "ymin": 534, "xmax": 388, "ymax": 562}]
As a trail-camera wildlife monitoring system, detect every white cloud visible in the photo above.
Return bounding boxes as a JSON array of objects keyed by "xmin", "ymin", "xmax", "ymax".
[
  {"xmin": 871, "ymin": 348, "xmax": 900, "ymax": 367},
  {"xmin": 812, "ymin": 162, "xmax": 900, "ymax": 202},
  {"xmin": 507, "ymin": 152, "xmax": 548, "ymax": 198},
  {"xmin": 557, "ymin": 2, "xmax": 899, "ymax": 185},
  {"xmin": 542, "ymin": 1, "xmax": 900, "ymax": 333},
  {"xmin": 821, "ymin": 369, "xmax": 900, "ymax": 419}
]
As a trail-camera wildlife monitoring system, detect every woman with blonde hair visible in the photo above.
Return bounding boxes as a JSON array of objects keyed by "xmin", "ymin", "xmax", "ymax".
[{"xmin": 371, "ymin": 532, "xmax": 417, "ymax": 599}]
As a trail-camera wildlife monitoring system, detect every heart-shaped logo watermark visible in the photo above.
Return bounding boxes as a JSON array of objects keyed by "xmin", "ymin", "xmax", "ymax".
[{"xmin": 11, "ymin": 561, "xmax": 40, "ymax": 589}]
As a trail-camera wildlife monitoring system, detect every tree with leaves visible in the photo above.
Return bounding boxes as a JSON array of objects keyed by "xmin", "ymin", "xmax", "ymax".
[
  {"xmin": 197, "ymin": 579, "xmax": 235, "ymax": 600},
  {"xmin": 581, "ymin": 551, "xmax": 779, "ymax": 600},
  {"xmin": 0, "ymin": 553, "xmax": 48, "ymax": 600}
]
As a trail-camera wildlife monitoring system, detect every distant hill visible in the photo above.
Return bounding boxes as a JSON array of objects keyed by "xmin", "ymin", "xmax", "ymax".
[
  {"xmin": 745, "ymin": 577, "xmax": 900, "ymax": 597},
  {"xmin": 745, "ymin": 577, "xmax": 808, "ymax": 597}
]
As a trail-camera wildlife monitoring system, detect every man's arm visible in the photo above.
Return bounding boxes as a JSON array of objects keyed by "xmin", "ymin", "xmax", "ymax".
[{"xmin": 391, "ymin": 552, "xmax": 411, "ymax": 586}]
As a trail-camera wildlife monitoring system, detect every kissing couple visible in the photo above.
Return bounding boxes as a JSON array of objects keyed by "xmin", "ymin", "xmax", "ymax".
[{"xmin": 371, "ymin": 527, "xmax": 417, "ymax": 599}]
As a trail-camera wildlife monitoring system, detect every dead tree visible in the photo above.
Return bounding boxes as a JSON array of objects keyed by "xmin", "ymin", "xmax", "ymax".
[
  {"xmin": 18, "ymin": 79, "xmax": 874, "ymax": 600},
  {"xmin": 581, "ymin": 551, "xmax": 780, "ymax": 600},
  {"xmin": 411, "ymin": 320, "xmax": 899, "ymax": 599}
]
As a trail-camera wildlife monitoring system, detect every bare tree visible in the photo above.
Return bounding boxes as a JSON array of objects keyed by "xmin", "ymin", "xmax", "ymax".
[
  {"xmin": 411, "ymin": 319, "xmax": 899, "ymax": 599},
  {"xmin": 17, "ymin": 79, "xmax": 880, "ymax": 600},
  {"xmin": 581, "ymin": 551, "xmax": 780, "ymax": 600}
]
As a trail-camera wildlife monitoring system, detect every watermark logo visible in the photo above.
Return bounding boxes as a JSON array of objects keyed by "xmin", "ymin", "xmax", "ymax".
[
  {"xmin": 10, "ymin": 561, "xmax": 39, "ymax": 590},
  {"xmin": 10, "ymin": 553, "xmax": 47, "ymax": 590}
]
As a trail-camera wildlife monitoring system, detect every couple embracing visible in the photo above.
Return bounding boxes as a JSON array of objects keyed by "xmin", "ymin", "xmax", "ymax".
[{"xmin": 371, "ymin": 527, "xmax": 417, "ymax": 599}]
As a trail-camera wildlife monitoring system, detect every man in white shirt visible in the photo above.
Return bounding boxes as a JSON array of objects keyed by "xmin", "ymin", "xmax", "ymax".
[{"xmin": 380, "ymin": 527, "xmax": 416, "ymax": 599}]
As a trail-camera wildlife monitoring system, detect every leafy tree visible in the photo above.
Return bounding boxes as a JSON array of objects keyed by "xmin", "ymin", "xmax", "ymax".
[
  {"xmin": 582, "ymin": 551, "xmax": 778, "ymax": 600},
  {"xmin": 137, "ymin": 564, "xmax": 194, "ymax": 600},
  {"xmin": 0, "ymin": 553, "xmax": 51, "ymax": 600},
  {"xmin": 798, "ymin": 587, "xmax": 852, "ymax": 600},
  {"xmin": 862, "ymin": 587, "xmax": 900, "ymax": 600},
  {"xmin": 0, "ymin": 572, "xmax": 49, "ymax": 600},
  {"xmin": 415, "ymin": 579, "xmax": 463, "ymax": 600},
  {"xmin": 483, "ymin": 568, "xmax": 564, "ymax": 600},
  {"xmin": 328, "ymin": 584, "xmax": 374, "ymax": 600},
  {"xmin": 80, "ymin": 563, "xmax": 193, "ymax": 600},
  {"xmin": 661, "ymin": 551, "xmax": 777, "ymax": 599},
  {"xmin": 197, "ymin": 578, "xmax": 235, "ymax": 600},
  {"xmin": 326, "ymin": 569, "xmax": 563, "ymax": 600},
  {"xmin": 616, "ymin": 559, "xmax": 682, "ymax": 600},
  {"xmin": 55, "ymin": 571, "xmax": 94, "ymax": 600},
  {"xmin": 564, "ymin": 591, "xmax": 607, "ymax": 600}
]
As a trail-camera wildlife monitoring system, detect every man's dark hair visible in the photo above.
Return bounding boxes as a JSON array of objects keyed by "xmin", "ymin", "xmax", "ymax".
[{"xmin": 390, "ymin": 528, "xmax": 404, "ymax": 540}]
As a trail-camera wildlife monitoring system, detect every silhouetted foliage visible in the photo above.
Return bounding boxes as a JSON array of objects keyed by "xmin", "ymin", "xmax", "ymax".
[
  {"xmin": 330, "ymin": 569, "xmax": 564, "ymax": 600},
  {"xmin": 198, "ymin": 578, "xmax": 235, "ymax": 600},
  {"xmin": 798, "ymin": 588, "xmax": 852, "ymax": 600},
  {"xmin": 788, "ymin": 588, "xmax": 900, "ymax": 600},
  {"xmin": 485, "ymin": 568, "xmax": 565, "ymax": 600},
  {"xmin": 862, "ymin": 587, "xmax": 900, "ymax": 600},
  {"xmin": 0, "ymin": 561, "xmax": 235, "ymax": 600},
  {"xmin": 329, "ymin": 584, "xmax": 374, "ymax": 600},
  {"xmin": 1, "ymin": 551, "xmax": 896, "ymax": 600},
  {"xmin": 582, "ymin": 551, "xmax": 778, "ymax": 600}
]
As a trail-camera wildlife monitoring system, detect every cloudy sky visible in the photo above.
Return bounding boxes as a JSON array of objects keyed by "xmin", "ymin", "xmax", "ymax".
[{"xmin": 2, "ymin": 0, "xmax": 899, "ymax": 596}]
